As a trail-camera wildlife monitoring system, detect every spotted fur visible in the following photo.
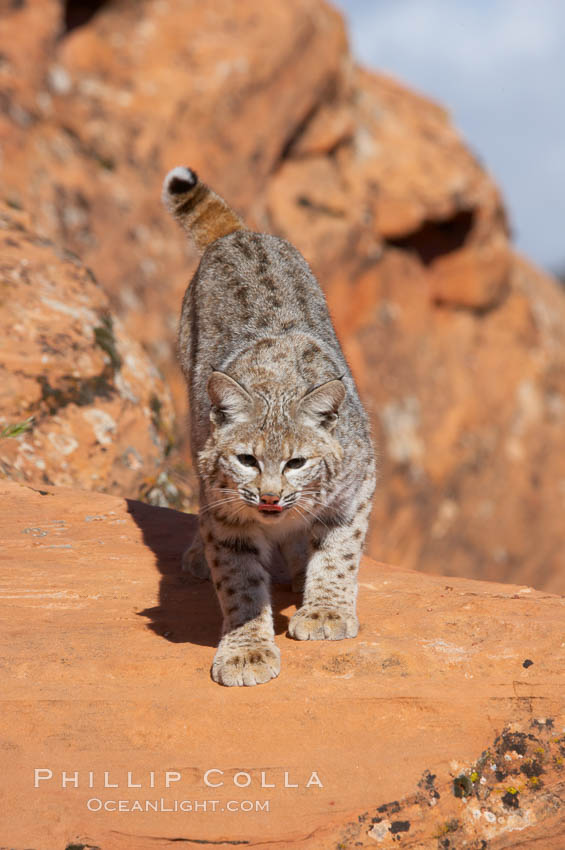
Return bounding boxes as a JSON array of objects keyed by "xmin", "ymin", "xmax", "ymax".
[{"xmin": 163, "ymin": 167, "xmax": 376, "ymax": 686}]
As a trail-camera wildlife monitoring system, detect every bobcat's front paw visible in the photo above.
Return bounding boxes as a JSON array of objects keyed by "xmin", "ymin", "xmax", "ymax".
[
  {"xmin": 211, "ymin": 641, "xmax": 281, "ymax": 687},
  {"xmin": 181, "ymin": 539, "xmax": 210, "ymax": 582},
  {"xmin": 288, "ymin": 606, "xmax": 358, "ymax": 641}
]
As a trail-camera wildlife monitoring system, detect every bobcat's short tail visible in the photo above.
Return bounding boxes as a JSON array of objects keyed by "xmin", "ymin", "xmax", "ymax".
[{"xmin": 162, "ymin": 166, "xmax": 246, "ymax": 254}]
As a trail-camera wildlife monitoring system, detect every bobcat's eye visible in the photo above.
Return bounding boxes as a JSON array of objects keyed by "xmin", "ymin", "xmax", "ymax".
[
  {"xmin": 285, "ymin": 457, "xmax": 306, "ymax": 470},
  {"xmin": 237, "ymin": 453, "xmax": 259, "ymax": 468}
]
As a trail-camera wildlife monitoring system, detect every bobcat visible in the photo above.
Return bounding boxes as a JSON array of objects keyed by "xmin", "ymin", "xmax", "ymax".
[{"xmin": 162, "ymin": 166, "xmax": 376, "ymax": 686}]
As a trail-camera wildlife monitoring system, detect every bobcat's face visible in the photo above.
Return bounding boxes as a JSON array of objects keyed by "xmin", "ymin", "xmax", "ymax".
[
  {"xmin": 198, "ymin": 372, "xmax": 345, "ymax": 526},
  {"xmin": 212, "ymin": 432, "xmax": 342, "ymax": 526}
]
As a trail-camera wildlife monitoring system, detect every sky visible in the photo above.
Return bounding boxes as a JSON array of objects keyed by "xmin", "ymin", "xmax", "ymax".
[{"xmin": 335, "ymin": 0, "xmax": 565, "ymax": 274}]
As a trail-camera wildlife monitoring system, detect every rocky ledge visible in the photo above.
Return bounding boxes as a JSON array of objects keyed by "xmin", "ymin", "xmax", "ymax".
[{"xmin": 0, "ymin": 480, "xmax": 563, "ymax": 849}]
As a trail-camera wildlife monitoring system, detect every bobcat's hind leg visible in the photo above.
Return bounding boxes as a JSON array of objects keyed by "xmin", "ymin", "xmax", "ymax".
[{"xmin": 182, "ymin": 532, "xmax": 210, "ymax": 582}]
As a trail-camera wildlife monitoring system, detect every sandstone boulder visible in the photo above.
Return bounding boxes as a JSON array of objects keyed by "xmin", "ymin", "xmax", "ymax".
[
  {"xmin": 0, "ymin": 203, "xmax": 186, "ymax": 505},
  {"xmin": 0, "ymin": 480, "xmax": 563, "ymax": 849},
  {"xmin": 346, "ymin": 253, "xmax": 565, "ymax": 596}
]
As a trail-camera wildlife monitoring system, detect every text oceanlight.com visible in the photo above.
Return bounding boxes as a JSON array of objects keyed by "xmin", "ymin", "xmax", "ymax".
[{"xmin": 86, "ymin": 798, "xmax": 270, "ymax": 813}]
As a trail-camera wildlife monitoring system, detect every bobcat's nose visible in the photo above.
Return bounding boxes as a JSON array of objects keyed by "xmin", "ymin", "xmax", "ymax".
[
  {"xmin": 260, "ymin": 492, "xmax": 280, "ymax": 505},
  {"xmin": 258, "ymin": 492, "xmax": 283, "ymax": 514}
]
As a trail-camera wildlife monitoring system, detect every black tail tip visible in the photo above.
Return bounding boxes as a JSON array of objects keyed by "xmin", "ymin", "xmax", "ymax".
[{"xmin": 163, "ymin": 166, "xmax": 198, "ymax": 198}]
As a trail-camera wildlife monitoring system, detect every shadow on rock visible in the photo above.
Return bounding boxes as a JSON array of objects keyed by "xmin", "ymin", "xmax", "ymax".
[{"xmin": 127, "ymin": 498, "xmax": 294, "ymax": 648}]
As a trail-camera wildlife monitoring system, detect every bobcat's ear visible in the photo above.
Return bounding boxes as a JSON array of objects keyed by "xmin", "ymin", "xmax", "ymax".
[
  {"xmin": 207, "ymin": 371, "xmax": 253, "ymax": 426},
  {"xmin": 298, "ymin": 378, "xmax": 346, "ymax": 431}
]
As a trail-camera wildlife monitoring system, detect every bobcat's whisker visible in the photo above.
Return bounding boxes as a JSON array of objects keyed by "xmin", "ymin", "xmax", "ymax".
[
  {"xmin": 208, "ymin": 484, "xmax": 240, "ymax": 495},
  {"xmin": 240, "ymin": 488, "xmax": 259, "ymax": 504},
  {"xmin": 199, "ymin": 497, "xmax": 242, "ymax": 515},
  {"xmin": 300, "ymin": 491, "xmax": 327, "ymax": 504},
  {"xmin": 226, "ymin": 503, "xmax": 249, "ymax": 524},
  {"xmin": 299, "ymin": 494, "xmax": 326, "ymax": 509},
  {"xmin": 201, "ymin": 495, "xmax": 242, "ymax": 506},
  {"xmin": 301, "ymin": 486, "xmax": 328, "ymax": 498},
  {"xmin": 206, "ymin": 497, "xmax": 242, "ymax": 507},
  {"xmin": 290, "ymin": 505, "xmax": 310, "ymax": 527},
  {"xmin": 296, "ymin": 499, "xmax": 328, "ymax": 528}
]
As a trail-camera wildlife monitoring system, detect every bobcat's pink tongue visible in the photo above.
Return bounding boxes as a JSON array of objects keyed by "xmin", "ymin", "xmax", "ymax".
[{"xmin": 258, "ymin": 504, "xmax": 283, "ymax": 513}]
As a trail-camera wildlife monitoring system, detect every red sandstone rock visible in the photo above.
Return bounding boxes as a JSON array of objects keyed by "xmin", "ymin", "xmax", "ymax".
[
  {"xmin": 269, "ymin": 69, "xmax": 511, "ymax": 313},
  {"xmin": 350, "ymin": 254, "xmax": 565, "ymax": 596},
  {"xmin": 0, "ymin": 480, "xmax": 563, "ymax": 849},
  {"xmin": 0, "ymin": 203, "xmax": 184, "ymax": 504}
]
